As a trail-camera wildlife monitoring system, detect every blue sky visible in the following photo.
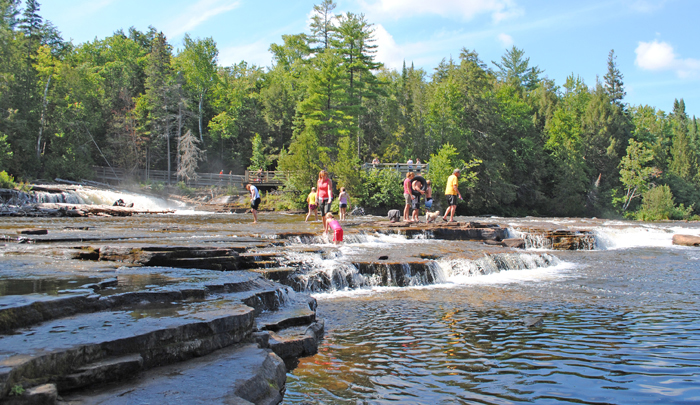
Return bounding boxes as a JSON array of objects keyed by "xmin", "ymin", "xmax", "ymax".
[{"xmin": 41, "ymin": 0, "xmax": 700, "ymax": 116}]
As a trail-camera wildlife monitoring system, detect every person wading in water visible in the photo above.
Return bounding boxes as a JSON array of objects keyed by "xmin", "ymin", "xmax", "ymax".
[
  {"xmin": 442, "ymin": 169, "xmax": 462, "ymax": 222},
  {"xmin": 403, "ymin": 172, "xmax": 415, "ymax": 222},
  {"xmin": 245, "ymin": 183, "xmax": 261, "ymax": 224},
  {"xmin": 317, "ymin": 170, "xmax": 333, "ymax": 229}
]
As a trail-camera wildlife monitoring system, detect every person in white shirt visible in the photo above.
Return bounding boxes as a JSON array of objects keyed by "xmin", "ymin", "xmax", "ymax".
[{"xmin": 245, "ymin": 183, "xmax": 261, "ymax": 223}]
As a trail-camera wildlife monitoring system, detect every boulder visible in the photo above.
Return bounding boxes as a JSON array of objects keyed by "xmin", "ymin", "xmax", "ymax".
[
  {"xmin": 503, "ymin": 238, "xmax": 526, "ymax": 249},
  {"xmin": 672, "ymin": 234, "xmax": 700, "ymax": 247}
]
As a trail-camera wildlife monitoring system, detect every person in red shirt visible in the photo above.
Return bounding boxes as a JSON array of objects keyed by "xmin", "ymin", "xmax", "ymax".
[{"xmin": 317, "ymin": 170, "xmax": 333, "ymax": 228}]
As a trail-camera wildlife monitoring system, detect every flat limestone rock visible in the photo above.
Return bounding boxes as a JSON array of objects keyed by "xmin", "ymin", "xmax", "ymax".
[
  {"xmin": 672, "ymin": 234, "xmax": 700, "ymax": 247},
  {"xmin": 62, "ymin": 344, "xmax": 286, "ymax": 405}
]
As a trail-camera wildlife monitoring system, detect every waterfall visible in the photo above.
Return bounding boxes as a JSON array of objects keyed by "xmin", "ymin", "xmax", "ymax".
[
  {"xmin": 280, "ymin": 249, "xmax": 560, "ymax": 293},
  {"xmin": 437, "ymin": 253, "xmax": 558, "ymax": 278}
]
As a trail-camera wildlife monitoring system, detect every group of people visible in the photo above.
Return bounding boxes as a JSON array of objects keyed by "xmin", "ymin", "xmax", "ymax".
[
  {"xmin": 244, "ymin": 166, "xmax": 464, "ymax": 243},
  {"xmin": 401, "ymin": 168, "xmax": 462, "ymax": 223}
]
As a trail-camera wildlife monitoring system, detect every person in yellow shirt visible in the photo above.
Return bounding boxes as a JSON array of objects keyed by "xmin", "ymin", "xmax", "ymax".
[
  {"xmin": 442, "ymin": 168, "xmax": 462, "ymax": 222},
  {"xmin": 305, "ymin": 187, "xmax": 318, "ymax": 222}
]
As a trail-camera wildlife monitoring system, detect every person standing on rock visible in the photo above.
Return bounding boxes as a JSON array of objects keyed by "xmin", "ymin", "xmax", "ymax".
[
  {"xmin": 246, "ymin": 183, "xmax": 261, "ymax": 223},
  {"xmin": 411, "ymin": 178, "xmax": 425, "ymax": 222},
  {"xmin": 305, "ymin": 187, "xmax": 318, "ymax": 222},
  {"xmin": 338, "ymin": 187, "xmax": 349, "ymax": 221},
  {"xmin": 403, "ymin": 172, "xmax": 415, "ymax": 222},
  {"xmin": 442, "ymin": 169, "xmax": 462, "ymax": 223},
  {"xmin": 317, "ymin": 170, "xmax": 333, "ymax": 228},
  {"xmin": 425, "ymin": 180, "xmax": 433, "ymax": 209}
]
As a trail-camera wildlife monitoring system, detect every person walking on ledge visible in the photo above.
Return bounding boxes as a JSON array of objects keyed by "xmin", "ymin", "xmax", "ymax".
[
  {"xmin": 442, "ymin": 168, "xmax": 462, "ymax": 222},
  {"xmin": 317, "ymin": 170, "xmax": 333, "ymax": 228},
  {"xmin": 246, "ymin": 183, "xmax": 261, "ymax": 223}
]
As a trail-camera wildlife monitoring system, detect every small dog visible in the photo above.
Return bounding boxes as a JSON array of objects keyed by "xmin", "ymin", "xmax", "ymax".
[{"xmin": 425, "ymin": 210, "xmax": 441, "ymax": 223}]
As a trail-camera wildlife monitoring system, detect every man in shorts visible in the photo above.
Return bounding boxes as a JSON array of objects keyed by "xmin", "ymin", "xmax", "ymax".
[
  {"xmin": 442, "ymin": 169, "xmax": 462, "ymax": 222},
  {"xmin": 246, "ymin": 183, "xmax": 261, "ymax": 223}
]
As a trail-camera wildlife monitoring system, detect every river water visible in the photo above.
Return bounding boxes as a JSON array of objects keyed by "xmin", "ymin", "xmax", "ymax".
[
  {"xmin": 282, "ymin": 220, "xmax": 700, "ymax": 404},
  {"xmin": 2, "ymin": 194, "xmax": 700, "ymax": 404}
]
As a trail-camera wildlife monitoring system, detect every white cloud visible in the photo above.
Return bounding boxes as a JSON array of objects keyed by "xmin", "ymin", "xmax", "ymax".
[
  {"xmin": 372, "ymin": 24, "xmax": 439, "ymax": 70},
  {"xmin": 635, "ymin": 40, "xmax": 700, "ymax": 78},
  {"xmin": 497, "ymin": 33, "xmax": 513, "ymax": 47},
  {"xmin": 624, "ymin": 0, "xmax": 668, "ymax": 13},
  {"xmin": 219, "ymin": 40, "xmax": 273, "ymax": 68},
  {"xmin": 361, "ymin": 0, "xmax": 522, "ymax": 22},
  {"xmin": 164, "ymin": 0, "xmax": 241, "ymax": 38}
]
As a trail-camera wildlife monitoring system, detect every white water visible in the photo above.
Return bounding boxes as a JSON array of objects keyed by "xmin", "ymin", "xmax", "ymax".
[
  {"xmin": 593, "ymin": 223, "xmax": 700, "ymax": 250},
  {"xmin": 33, "ymin": 188, "xmax": 186, "ymax": 211}
]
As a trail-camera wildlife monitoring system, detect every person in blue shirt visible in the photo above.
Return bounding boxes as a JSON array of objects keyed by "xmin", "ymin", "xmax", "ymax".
[{"xmin": 245, "ymin": 183, "xmax": 261, "ymax": 223}]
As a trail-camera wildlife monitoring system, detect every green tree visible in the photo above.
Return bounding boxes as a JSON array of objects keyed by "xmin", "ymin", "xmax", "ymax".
[
  {"xmin": 604, "ymin": 49, "xmax": 625, "ymax": 106},
  {"xmin": 176, "ymin": 34, "xmax": 218, "ymax": 143},
  {"xmin": 617, "ymin": 139, "xmax": 658, "ymax": 211},
  {"xmin": 492, "ymin": 46, "xmax": 543, "ymax": 90}
]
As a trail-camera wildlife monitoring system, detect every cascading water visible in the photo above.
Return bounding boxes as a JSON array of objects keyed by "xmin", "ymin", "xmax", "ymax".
[
  {"xmin": 279, "ymin": 234, "xmax": 561, "ymax": 293},
  {"xmin": 33, "ymin": 191, "xmax": 86, "ymax": 204},
  {"xmin": 437, "ymin": 253, "xmax": 558, "ymax": 278}
]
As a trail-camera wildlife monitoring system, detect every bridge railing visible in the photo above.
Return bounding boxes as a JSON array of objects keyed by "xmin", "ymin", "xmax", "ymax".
[
  {"xmin": 244, "ymin": 170, "xmax": 287, "ymax": 186},
  {"xmin": 361, "ymin": 163, "xmax": 429, "ymax": 174},
  {"xmin": 92, "ymin": 166, "xmax": 246, "ymax": 188}
]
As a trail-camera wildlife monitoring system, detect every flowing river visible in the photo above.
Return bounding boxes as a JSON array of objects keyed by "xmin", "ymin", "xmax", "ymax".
[
  {"xmin": 1, "ymin": 190, "xmax": 700, "ymax": 404},
  {"xmin": 283, "ymin": 221, "xmax": 700, "ymax": 404}
]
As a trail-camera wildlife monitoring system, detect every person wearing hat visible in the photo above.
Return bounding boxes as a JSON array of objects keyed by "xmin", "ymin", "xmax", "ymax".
[{"xmin": 442, "ymin": 168, "xmax": 462, "ymax": 222}]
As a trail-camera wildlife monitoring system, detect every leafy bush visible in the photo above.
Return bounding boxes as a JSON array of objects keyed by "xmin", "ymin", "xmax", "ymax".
[
  {"xmin": 356, "ymin": 168, "xmax": 403, "ymax": 209},
  {"xmin": 177, "ymin": 181, "xmax": 195, "ymax": 196},
  {"xmin": 634, "ymin": 185, "xmax": 694, "ymax": 221},
  {"xmin": 0, "ymin": 171, "xmax": 16, "ymax": 189}
]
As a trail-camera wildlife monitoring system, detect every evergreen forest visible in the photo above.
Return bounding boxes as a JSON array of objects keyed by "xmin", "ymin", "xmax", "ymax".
[{"xmin": 1, "ymin": 0, "xmax": 699, "ymax": 219}]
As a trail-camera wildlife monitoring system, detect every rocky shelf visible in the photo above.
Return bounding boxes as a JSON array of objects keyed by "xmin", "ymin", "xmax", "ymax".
[{"xmin": 0, "ymin": 268, "xmax": 323, "ymax": 404}]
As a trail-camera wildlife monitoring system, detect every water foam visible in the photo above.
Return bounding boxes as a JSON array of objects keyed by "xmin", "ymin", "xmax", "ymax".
[{"xmin": 594, "ymin": 224, "xmax": 700, "ymax": 250}]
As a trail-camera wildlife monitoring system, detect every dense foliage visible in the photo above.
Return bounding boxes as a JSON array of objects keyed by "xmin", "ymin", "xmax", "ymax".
[{"xmin": 1, "ymin": 0, "xmax": 699, "ymax": 218}]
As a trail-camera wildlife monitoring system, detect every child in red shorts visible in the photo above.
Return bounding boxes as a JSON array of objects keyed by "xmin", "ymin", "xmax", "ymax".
[{"xmin": 324, "ymin": 213, "xmax": 343, "ymax": 244}]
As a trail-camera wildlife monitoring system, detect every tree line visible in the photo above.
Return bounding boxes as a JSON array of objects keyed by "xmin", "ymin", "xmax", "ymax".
[{"xmin": 1, "ymin": 0, "xmax": 698, "ymax": 219}]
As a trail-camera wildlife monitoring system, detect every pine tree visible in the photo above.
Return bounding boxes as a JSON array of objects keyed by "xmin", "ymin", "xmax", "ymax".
[
  {"xmin": 604, "ymin": 49, "xmax": 626, "ymax": 105},
  {"xmin": 309, "ymin": 0, "xmax": 337, "ymax": 52},
  {"xmin": 19, "ymin": 0, "xmax": 41, "ymax": 37},
  {"xmin": 669, "ymin": 98, "xmax": 695, "ymax": 181},
  {"xmin": 492, "ymin": 46, "xmax": 543, "ymax": 90},
  {"xmin": 0, "ymin": 0, "xmax": 21, "ymax": 29}
]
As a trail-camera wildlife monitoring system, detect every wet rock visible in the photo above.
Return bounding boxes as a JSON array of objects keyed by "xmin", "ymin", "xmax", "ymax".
[
  {"xmin": 57, "ymin": 354, "xmax": 143, "ymax": 391},
  {"xmin": 378, "ymin": 255, "xmax": 388, "ymax": 260},
  {"xmin": 523, "ymin": 316, "xmax": 544, "ymax": 328},
  {"xmin": 503, "ymin": 238, "xmax": 526, "ymax": 249},
  {"xmin": 17, "ymin": 229, "xmax": 48, "ymax": 235},
  {"xmin": 672, "ymin": 234, "xmax": 700, "ymax": 247},
  {"xmin": 252, "ymin": 267, "xmax": 296, "ymax": 284},
  {"xmin": 268, "ymin": 321, "xmax": 324, "ymax": 361},
  {"xmin": 3, "ymin": 383, "xmax": 57, "ymax": 405},
  {"xmin": 61, "ymin": 344, "xmax": 286, "ymax": 405}
]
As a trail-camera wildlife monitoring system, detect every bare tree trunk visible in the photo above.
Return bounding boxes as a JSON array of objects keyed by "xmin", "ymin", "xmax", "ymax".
[
  {"xmin": 177, "ymin": 101, "xmax": 183, "ymax": 182},
  {"xmin": 36, "ymin": 75, "xmax": 51, "ymax": 161},
  {"xmin": 198, "ymin": 92, "xmax": 204, "ymax": 143}
]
